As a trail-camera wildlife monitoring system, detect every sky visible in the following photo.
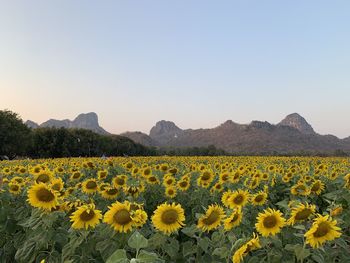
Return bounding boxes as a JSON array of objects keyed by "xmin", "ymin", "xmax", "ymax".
[{"xmin": 0, "ymin": 1, "xmax": 349, "ymax": 138}]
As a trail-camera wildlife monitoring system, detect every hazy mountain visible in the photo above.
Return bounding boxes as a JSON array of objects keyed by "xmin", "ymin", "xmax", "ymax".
[
  {"xmin": 26, "ymin": 112, "xmax": 109, "ymax": 135},
  {"xmin": 123, "ymin": 114, "xmax": 350, "ymax": 154}
]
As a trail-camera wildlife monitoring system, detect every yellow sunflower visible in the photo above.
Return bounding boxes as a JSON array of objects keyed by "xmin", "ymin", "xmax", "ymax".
[
  {"xmin": 101, "ymin": 187, "xmax": 119, "ymax": 199},
  {"xmin": 82, "ymin": 179, "xmax": 98, "ymax": 194},
  {"xmin": 177, "ymin": 179, "xmax": 190, "ymax": 191},
  {"xmin": 112, "ymin": 175, "xmax": 127, "ymax": 188},
  {"xmin": 305, "ymin": 214, "xmax": 341, "ymax": 248},
  {"xmin": 8, "ymin": 182, "xmax": 21, "ymax": 195},
  {"xmin": 131, "ymin": 209, "xmax": 148, "ymax": 228},
  {"xmin": 310, "ymin": 180, "xmax": 325, "ymax": 195},
  {"xmin": 27, "ymin": 183, "xmax": 59, "ymax": 210},
  {"xmin": 227, "ymin": 189, "xmax": 250, "ymax": 209},
  {"xmin": 50, "ymin": 177, "xmax": 64, "ymax": 192},
  {"xmin": 151, "ymin": 203, "xmax": 185, "ymax": 235},
  {"xmin": 103, "ymin": 201, "xmax": 134, "ymax": 233},
  {"xmin": 251, "ymin": 191, "xmax": 268, "ymax": 206},
  {"xmin": 34, "ymin": 170, "xmax": 53, "ymax": 184},
  {"xmin": 232, "ymin": 233, "xmax": 261, "ymax": 263},
  {"xmin": 165, "ymin": 186, "xmax": 177, "ymax": 198},
  {"xmin": 255, "ymin": 208, "xmax": 286, "ymax": 237},
  {"xmin": 197, "ymin": 204, "xmax": 225, "ymax": 232},
  {"xmin": 70, "ymin": 171, "xmax": 82, "ymax": 181},
  {"xmin": 224, "ymin": 209, "xmax": 242, "ymax": 231},
  {"xmin": 97, "ymin": 170, "xmax": 108, "ymax": 180},
  {"xmin": 70, "ymin": 204, "xmax": 102, "ymax": 229},
  {"xmin": 287, "ymin": 203, "xmax": 316, "ymax": 225}
]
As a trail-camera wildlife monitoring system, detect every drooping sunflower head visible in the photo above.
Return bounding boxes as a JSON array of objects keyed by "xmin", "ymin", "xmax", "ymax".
[
  {"xmin": 255, "ymin": 208, "xmax": 286, "ymax": 237},
  {"xmin": 103, "ymin": 201, "xmax": 134, "ymax": 233},
  {"xmin": 232, "ymin": 233, "xmax": 261, "ymax": 263},
  {"xmin": 27, "ymin": 183, "xmax": 59, "ymax": 210},
  {"xmin": 305, "ymin": 214, "xmax": 341, "ymax": 248},
  {"xmin": 287, "ymin": 203, "xmax": 316, "ymax": 225},
  {"xmin": 151, "ymin": 203, "xmax": 185, "ymax": 235},
  {"xmin": 197, "ymin": 204, "xmax": 225, "ymax": 232},
  {"xmin": 70, "ymin": 203, "xmax": 102, "ymax": 230},
  {"xmin": 224, "ymin": 208, "xmax": 242, "ymax": 231}
]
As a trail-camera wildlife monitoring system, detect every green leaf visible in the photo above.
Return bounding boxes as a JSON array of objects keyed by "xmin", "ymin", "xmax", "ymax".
[
  {"xmin": 182, "ymin": 241, "xmax": 196, "ymax": 257},
  {"xmin": 128, "ymin": 231, "xmax": 148, "ymax": 250},
  {"xmin": 106, "ymin": 249, "xmax": 129, "ymax": 263},
  {"xmin": 181, "ymin": 225, "xmax": 198, "ymax": 237},
  {"xmin": 148, "ymin": 233, "xmax": 167, "ymax": 248},
  {"xmin": 212, "ymin": 247, "xmax": 229, "ymax": 259},
  {"xmin": 275, "ymin": 199, "xmax": 289, "ymax": 209},
  {"xmin": 163, "ymin": 238, "xmax": 179, "ymax": 259},
  {"xmin": 294, "ymin": 244, "xmax": 310, "ymax": 262},
  {"xmin": 137, "ymin": 250, "xmax": 164, "ymax": 263},
  {"xmin": 199, "ymin": 237, "xmax": 210, "ymax": 251}
]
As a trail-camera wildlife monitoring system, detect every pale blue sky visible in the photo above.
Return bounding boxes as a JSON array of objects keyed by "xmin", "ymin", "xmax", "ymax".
[{"xmin": 0, "ymin": 1, "xmax": 349, "ymax": 138}]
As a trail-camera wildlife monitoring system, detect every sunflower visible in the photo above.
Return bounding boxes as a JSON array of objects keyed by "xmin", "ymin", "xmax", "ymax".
[
  {"xmin": 8, "ymin": 182, "xmax": 21, "ymax": 195},
  {"xmin": 103, "ymin": 201, "xmax": 134, "ymax": 233},
  {"xmin": 70, "ymin": 204, "xmax": 102, "ymax": 229},
  {"xmin": 165, "ymin": 186, "xmax": 177, "ymax": 198},
  {"xmin": 11, "ymin": 176, "xmax": 25, "ymax": 185},
  {"xmin": 147, "ymin": 175, "xmax": 160, "ymax": 185},
  {"xmin": 224, "ymin": 209, "xmax": 242, "ymax": 231},
  {"xmin": 210, "ymin": 182, "xmax": 223, "ymax": 193},
  {"xmin": 219, "ymin": 172, "xmax": 231, "ymax": 184},
  {"xmin": 151, "ymin": 203, "xmax": 185, "ymax": 235},
  {"xmin": 27, "ymin": 183, "xmax": 59, "ymax": 210},
  {"xmin": 221, "ymin": 190, "xmax": 233, "ymax": 207},
  {"xmin": 82, "ymin": 179, "xmax": 98, "ymax": 194},
  {"xmin": 70, "ymin": 171, "xmax": 82, "ymax": 181},
  {"xmin": 291, "ymin": 183, "xmax": 310, "ymax": 196},
  {"xmin": 197, "ymin": 170, "xmax": 214, "ymax": 188},
  {"xmin": 251, "ymin": 191, "xmax": 267, "ymax": 206},
  {"xmin": 163, "ymin": 174, "xmax": 176, "ymax": 187},
  {"xmin": 287, "ymin": 203, "xmax": 316, "ymax": 225},
  {"xmin": 330, "ymin": 206, "xmax": 343, "ymax": 217},
  {"xmin": 227, "ymin": 190, "xmax": 250, "ymax": 209},
  {"xmin": 305, "ymin": 214, "xmax": 341, "ymax": 248},
  {"xmin": 197, "ymin": 204, "xmax": 225, "ymax": 232},
  {"xmin": 35, "ymin": 170, "xmax": 53, "ymax": 184},
  {"xmin": 97, "ymin": 170, "xmax": 108, "ymax": 180},
  {"xmin": 50, "ymin": 178, "xmax": 64, "ymax": 192},
  {"xmin": 101, "ymin": 187, "xmax": 119, "ymax": 199},
  {"xmin": 310, "ymin": 180, "xmax": 325, "ymax": 195},
  {"xmin": 232, "ymin": 233, "xmax": 261, "ymax": 263},
  {"xmin": 131, "ymin": 209, "xmax": 148, "ymax": 228},
  {"xmin": 255, "ymin": 208, "xmax": 286, "ymax": 237},
  {"xmin": 112, "ymin": 175, "xmax": 127, "ymax": 188},
  {"xmin": 177, "ymin": 179, "xmax": 190, "ymax": 191}
]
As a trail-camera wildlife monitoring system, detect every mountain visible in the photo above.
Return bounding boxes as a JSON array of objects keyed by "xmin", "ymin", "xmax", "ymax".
[
  {"xmin": 278, "ymin": 113, "xmax": 315, "ymax": 134},
  {"xmin": 123, "ymin": 114, "xmax": 350, "ymax": 154},
  {"xmin": 26, "ymin": 112, "xmax": 109, "ymax": 135}
]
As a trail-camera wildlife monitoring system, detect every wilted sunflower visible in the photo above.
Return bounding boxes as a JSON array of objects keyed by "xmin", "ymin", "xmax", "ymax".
[
  {"xmin": 197, "ymin": 204, "xmax": 225, "ymax": 232},
  {"xmin": 152, "ymin": 203, "xmax": 185, "ymax": 235},
  {"xmin": 82, "ymin": 179, "xmax": 98, "ymax": 194},
  {"xmin": 224, "ymin": 209, "xmax": 242, "ymax": 231},
  {"xmin": 227, "ymin": 189, "xmax": 250, "ymax": 209},
  {"xmin": 70, "ymin": 204, "xmax": 102, "ymax": 229},
  {"xmin": 251, "ymin": 191, "xmax": 268, "ymax": 206},
  {"xmin": 255, "ymin": 208, "xmax": 286, "ymax": 237},
  {"xmin": 305, "ymin": 214, "xmax": 341, "ymax": 248},
  {"xmin": 103, "ymin": 201, "xmax": 134, "ymax": 233},
  {"xmin": 27, "ymin": 183, "xmax": 58, "ymax": 210},
  {"xmin": 232, "ymin": 233, "xmax": 261, "ymax": 263}
]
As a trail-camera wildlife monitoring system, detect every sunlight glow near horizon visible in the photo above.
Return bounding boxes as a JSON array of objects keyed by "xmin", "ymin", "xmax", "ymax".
[{"xmin": 0, "ymin": 1, "xmax": 349, "ymax": 138}]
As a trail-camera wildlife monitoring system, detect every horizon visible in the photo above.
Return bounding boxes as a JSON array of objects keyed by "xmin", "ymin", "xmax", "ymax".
[{"xmin": 1, "ymin": 1, "xmax": 350, "ymax": 138}]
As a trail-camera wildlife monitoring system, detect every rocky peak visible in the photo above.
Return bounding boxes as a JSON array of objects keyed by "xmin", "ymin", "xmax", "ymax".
[
  {"xmin": 249, "ymin": 121, "xmax": 273, "ymax": 129},
  {"xmin": 72, "ymin": 112, "xmax": 99, "ymax": 129},
  {"xmin": 25, "ymin": 120, "xmax": 39, "ymax": 129},
  {"xmin": 149, "ymin": 120, "xmax": 183, "ymax": 139},
  {"xmin": 278, "ymin": 113, "xmax": 315, "ymax": 134}
]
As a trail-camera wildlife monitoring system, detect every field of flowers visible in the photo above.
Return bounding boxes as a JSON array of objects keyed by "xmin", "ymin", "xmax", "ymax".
[{"xmin": 0, "ymin": 156, "xmax": 349, "ymax": 263}]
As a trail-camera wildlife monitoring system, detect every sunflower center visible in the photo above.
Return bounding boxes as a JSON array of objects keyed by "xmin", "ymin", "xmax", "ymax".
[
  {"xmin": 233, "ymin": 194, "xmax": 244, "ymax": 205},
  {"xmin": 295, "ymin": 209, "xmax": 312, "ymax": 220},
  {"xmin": 106, "ymin": 188, "xmax": 118, "ymax": 195},
  {"xmin": 161, "ymin": 209, "xmax": 178, "ymax": 224},
  {"xmin": 313, "ymin": 222, "xmax": 330, "ymax": 238},
  {"xmin": 116, "ymin": 178, "xmax": 125, "ymax": 185},
  {"xmin": 36, "ymin": 188, "xmax": 55, "ymax": 202},
  {"xmin": 263, "ymin": 215, "xmax": 277, "ymax": 228},
  {"xmin": 254, "ymin": 195, "xmax": 264, "ymax": 203},
  {"xmin": 230, "ymin": 213, "xmax": 239, "ymax": 223},
  {"xmin": 86, "ymin": 181, "xmax": 97, "ymax": 189},
  {"xmin": 311, "ymin": 183, "xmax": 320, "ymax": 192},
  {"xmin": 166, "ymin": 179, "xmax": 173, "ymax": 185},
  {"xmin": 80, "ymin": 210, "xmax": 95, "ymax": 221},
  {"xmin": 52, "ymin": 183, "xmax": 61, "ymax": 191},
  {"xmin": 179, "ymin": 181, "xmax": 188, "ymax": 187},
  {"xmin": 73, "ymin": 173, "xmax": 80, "ymax": 179},
  {"xmin": 149, "ymin": 177, "xmax": 157, "ymax": 182},
  {"xmin": 10, "ymin": 185, "xmax": 19, "ymax": 191},
  {"xmin": 201, "ymin": 172, "xmax": 211, "ymax": 181},
  {"xmin": 114, "ymin": 209, "xmax": 132, "ymax": 225},
  {"xmin": 203, "ymin": 211, "xmax": 220, "ymax": 225}
]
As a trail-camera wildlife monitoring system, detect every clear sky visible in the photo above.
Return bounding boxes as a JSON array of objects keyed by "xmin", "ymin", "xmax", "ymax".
[{"xmin": 1, "ymin": 1, "xmax": 349, "ymax": 138}]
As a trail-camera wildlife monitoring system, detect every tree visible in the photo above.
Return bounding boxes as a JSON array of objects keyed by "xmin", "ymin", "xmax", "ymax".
[{"xmin": 0, "ymin": 110, "xmax": 31, "ymax": 158}]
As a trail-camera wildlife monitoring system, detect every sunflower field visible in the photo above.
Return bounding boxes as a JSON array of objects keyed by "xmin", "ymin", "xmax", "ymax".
[{"xmin": 0, "ymin": 157, "xmax": 350, "ymax": 263}]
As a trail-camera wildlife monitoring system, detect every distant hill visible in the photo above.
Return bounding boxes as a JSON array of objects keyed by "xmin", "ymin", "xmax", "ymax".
[
  {"xmin": 123, "ymin": 113, "xmax": 350, "ymax": 154},
  {"xmin": 26, "ymin": 112, "xmax": 109, "ymax": 135}
]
